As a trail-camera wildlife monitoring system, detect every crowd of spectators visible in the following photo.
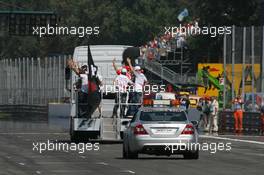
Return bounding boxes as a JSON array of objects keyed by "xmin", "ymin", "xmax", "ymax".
[{"xmin": 140, "ymin": 20, "xmax": 199, "ymax": 61}]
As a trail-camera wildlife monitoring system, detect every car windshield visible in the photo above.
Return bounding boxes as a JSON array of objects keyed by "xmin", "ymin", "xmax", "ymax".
[{"xmin": 140, "ymin": 111, "xmax": 187, "ymax": 122}]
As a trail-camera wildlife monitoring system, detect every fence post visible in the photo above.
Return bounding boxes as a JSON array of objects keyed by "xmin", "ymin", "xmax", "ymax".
[
  {"xmin": 251, "ymin": 26, "xmax": 255, "ymax": 111},
  {"xmin": 242, "ymin": 27, "xmax": 246, "ymax": 110},
  {"xmin": 17, "ymin": 58, "xmax": 20, "ymax": 104},
  {"xmin": 31, "ymin": 57, "xmax": 34, "ymax": 105},
  {"xmin": 37, "ymin": 57, "xmax": 41, "ymax": 105},
  {"xmin": 58, "ymin": 56, "xmax": 61, "ymax": 103},
  {"xmin": 3, "ymin": 59, "xmax": 6, "ymax": 104},
  {"xmin": 44, "ymin": 57, "xmax": 47, "ymax": 105},
  {"xmin": 53, "ymin": 57, "xmax": 56, "ymax": 103},
  {"xmin": 0, "ymin": 60, "xmax": 2, "ymax": 104},
  {"xmin": 63, "ymin": 55, "xmax": 67, "ymax": 101},
  {"xmin": 26, "ymin": 57, "xmax": 30, "ymax": 105},
  {"xmin": 262, "ymin": 26, "xmax": 264, "ymax": 93},
  {"xmin": 23, "ymin": 57, "xmax": 26, "ymax": 105},
  {"xmin": 231, "ymin": 25, "xmax": 235, "ymax": 109},
  {"xmin": 10, "ymin": 59, "xmax": 13, "ymax": 104},
  {"xmin": 223, "ymin": 33, "xmax": 227, "ymax": 109}
]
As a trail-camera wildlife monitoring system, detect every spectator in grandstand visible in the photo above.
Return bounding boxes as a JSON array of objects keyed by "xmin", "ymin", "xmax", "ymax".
[
  {"xmin": 176, "ymin": 33, "xmax": 186, "ymax": 48},
  {"xmin": 232, "ymin": 95, "xmax": 244, "ymax": 134}
]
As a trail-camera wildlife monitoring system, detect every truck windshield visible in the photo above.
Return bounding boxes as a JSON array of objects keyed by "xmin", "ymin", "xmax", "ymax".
[{"xmin": 140, "ymin": 111, "xmax": 187, "ymax": 122}]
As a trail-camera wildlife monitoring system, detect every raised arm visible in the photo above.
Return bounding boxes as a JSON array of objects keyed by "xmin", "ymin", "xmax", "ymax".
[
  {"xmin": 112, "ymin": 58, "xmax": 118, "ymax": 72},
  {"xmin": 68, "ymin": 59, "xmax": 81, "ymax": 75}
]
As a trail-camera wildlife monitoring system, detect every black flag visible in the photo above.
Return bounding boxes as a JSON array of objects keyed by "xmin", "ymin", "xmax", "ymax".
[
  {"xmin": 86, "ymin": 45, "xmax": 101, "ymax": 118},
  {"xmin": 88, "ymin": 45, "xmax": 97, "ymax": 79}
]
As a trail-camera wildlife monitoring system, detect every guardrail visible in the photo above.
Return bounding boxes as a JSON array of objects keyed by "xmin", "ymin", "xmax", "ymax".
[{"xmin": 0, "ymin": 105, "xmax": 48, "ymax": 115}]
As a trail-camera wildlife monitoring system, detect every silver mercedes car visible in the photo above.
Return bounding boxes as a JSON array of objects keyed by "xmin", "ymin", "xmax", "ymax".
[{"xmin": 122, "ymin": 107, "xmax": 199, "ymax": 159}]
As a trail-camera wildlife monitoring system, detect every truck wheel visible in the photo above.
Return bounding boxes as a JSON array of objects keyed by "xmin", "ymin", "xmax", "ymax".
[{"xmin": 70, "ymin": 118, "xmax": 79, "ymax": 143}]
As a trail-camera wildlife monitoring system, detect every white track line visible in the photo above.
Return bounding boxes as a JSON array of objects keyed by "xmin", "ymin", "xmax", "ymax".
[
  {"xmin": 96, "ymin": 162, "xmax": 109, "ymax": 166},
  {"xmin": 121, "ymin": 170, "xmax": 136, "ymax": 174},
  {"xmin": 200, "ymin": 135, "xmax": 264, "ymax": 145}
]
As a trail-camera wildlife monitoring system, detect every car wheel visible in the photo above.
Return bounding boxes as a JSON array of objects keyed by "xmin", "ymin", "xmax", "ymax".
[
  {"xmin": 70, "ymin": 118, "xmax": 79, "ymax": 143},
  {"xmin": 127, "ymin": 145, "xmax": 138, "ymax": 159},
  {"xmin": 123, "ymin": 143, "xmax": 128, "ymax": 159},
  {"xmin": 183, "ymin": 150, "xmax": 199, "ymax": 159}
]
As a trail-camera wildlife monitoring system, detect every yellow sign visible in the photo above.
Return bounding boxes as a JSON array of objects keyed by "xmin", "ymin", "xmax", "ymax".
[{"xmin": 197, "ymin": 63, "xmax": 260, "ymax": 97}]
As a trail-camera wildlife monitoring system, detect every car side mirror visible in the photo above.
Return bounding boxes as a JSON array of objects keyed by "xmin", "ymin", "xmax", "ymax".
[
  {"xmin": 65, "ymin": 66, "xmax": 71, "ymax": 80},
  {"xmin": 191, "ymin": 121, "xmax": 199, "ymax": 127},
  {"xmin": 121, "ymin": 121, "xmax": 130, "ymax": 127}
]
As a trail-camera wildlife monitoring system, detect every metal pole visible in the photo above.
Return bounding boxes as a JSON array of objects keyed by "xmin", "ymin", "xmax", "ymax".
[
  {"xmin": 10, "ymin": 59, "xmax": 13, "ymax": 104},
  {"xmin": 231, "ymin": 25, "xmax": 235, "ymax": 109},
  {"xmin": 14, "ymin": 58, "xmax": 18, "ymax": 104},
  {"xmin": 53, "ymin": 57, "xmax": 56, "ymax": 103},
  {"xmin": 180, "ymin": 46, "xmax": 183, "ymax": 81},
  {"xmin": 26, "ymin": 57, "xmax": 30, "ymax": 105},
  {"xmin": 58, "ymin": 56, "xmax": 61, "ymax": 103},
  {"xmin": 262, "ymin": 26, "xmax": 264, "ymax": 93},
  {"xmin": 4, "ymin": 59, "xmax": 7, "ymax": 104},
  {"xmin": 242, "ymin": 27, "xmax": 246, "ymax": 110},
  {"xmin": 20, "ymin": 58, "xmax": 22, "ymax": 104},
  {"xmin": 44, "ymin": 57, "xmax": 47, "ymax": 105},
  {"xmin": 23, "ymin": 57, "xmax": 26, "ymax": 105},
  {"xmin": 0, "ymin": 60, "xmax": 2, "ymax": 104},
  {"xmin": 38, "ymin": 57, "xmax": 41, "ymax": 105},
  {"xmin": 1, "ymin": 60, "xmax": 3, "ymax": 104},
  {"xmin": 3, "ymin": 59, "xmax": 7, "ymax": 104},
  {"xmin": 223, "ymin": 33, "xmax": 227, "ymax": 109},
  {"xmin": 49, "ymin": 57, "xmax": 52, "ymax": 103},
  {"xmin": 18, "ymin": 58, "xmax": 21, "ymax": 104},
  {"xmin": 31, "ymin": 57, "xmax": 34, "ymax": 105},
  {"xmin": 251, "ymin": 26, "xmax": 255, "ymax": 111},
  {"xmin": 63, "ymin": 55, "xmax": 67, "ymax": 101}
]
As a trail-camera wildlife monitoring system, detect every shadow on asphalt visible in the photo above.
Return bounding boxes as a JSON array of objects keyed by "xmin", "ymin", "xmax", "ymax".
[
  {"xmin": 54, "ymin": 139, "xmax": 123, "ymax": 144},
  {"xmin": 115, "ymin": 156, "xmax": 185, "ymax": 160}
]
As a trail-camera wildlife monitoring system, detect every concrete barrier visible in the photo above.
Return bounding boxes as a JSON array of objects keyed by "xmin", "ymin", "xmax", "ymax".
[{"xmin": 48, "ymin": 103, "xmax": 71, "ymax": 130}]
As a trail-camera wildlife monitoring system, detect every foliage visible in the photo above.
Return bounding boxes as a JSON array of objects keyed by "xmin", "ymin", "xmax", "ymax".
[{"xmin": 0, "ymin": 0, "xmax": 260, "ymax": 58}]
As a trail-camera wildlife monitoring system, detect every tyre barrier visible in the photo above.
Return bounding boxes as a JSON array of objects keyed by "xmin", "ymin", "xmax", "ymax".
[{"xmin": 219, "ymin": 111, "xmax": 263, "ymax": 135}]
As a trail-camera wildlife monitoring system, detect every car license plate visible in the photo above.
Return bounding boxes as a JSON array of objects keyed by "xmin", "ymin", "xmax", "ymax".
[{"xmin": 152, "ymin": 128, "xmax": 176, "ymax": 135}]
